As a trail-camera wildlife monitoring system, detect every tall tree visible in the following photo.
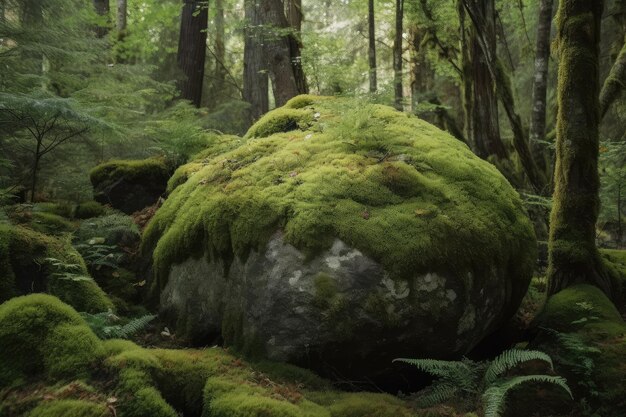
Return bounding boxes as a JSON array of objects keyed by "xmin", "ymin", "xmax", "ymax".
[
  {"xmin": 177, "ymin": 0, "xmax": 209, "ymax": 108},
  {"xmin": 547, "ymin": 0, "xmax": 613, "ymax": 298},
  {"xmin": 393, "ymin": 0, "xmax": 404, "ymax": 110},
  {"xmin": 459, "ymin": 0, "xmax": 506, "ymax": 160},
  {"xmin": 368, "ymin": 0, "xmax": 377, "ymax": 93},
  {"xmin": 93, "ymin": 0, "xmax": 110, "ymax": 38},
  {"xmin": 260, "ymin": 0, "xmax": 305, "ymax": 107},
  {"xmin": 243, "ymin": 0, "xmax": 269, "ymax": 124},
  {"xmin": 117, "ymin": 0, "xmax": 127, "ymax": 37},
  {"xmin": 528, "ymin": 0, "xmax": 553, "ymax": 163},
  {"xmin": 284, "ymin": 0, "xmax": 308, "ymax": 96},
  {"xmin": 213, "ymin": 0, "xmax": 226, "ymax": 89}
]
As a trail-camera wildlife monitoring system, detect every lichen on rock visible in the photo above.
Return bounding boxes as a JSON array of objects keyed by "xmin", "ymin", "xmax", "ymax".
[{"xmin": 143, "ymin": 95, "xmax": 537, "ymax": 378}]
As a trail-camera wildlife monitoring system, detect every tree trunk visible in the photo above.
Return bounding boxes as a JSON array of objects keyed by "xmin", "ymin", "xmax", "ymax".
[
  {"xmin": 461, "ymin": 0, "xmax": 506, "ymax": 160},
  {"xmin": 23, "ymin": 0, "xmax": 44, "ymax": 75},
  {"xmin": 599, "ymin": 36, "xmax": 626, "ymax": 119},
  {"xmin": 285, "ymin": 0, "xmax": 308, "ymax": 95},
  {"xmin": 30, "ymin": 139, "xmax": 42, "ymax": 202},
  {"xmin": 393, "ymin": 0, "xmax": 404, "ymax": 110},
  {"xmin": 213, "ymin": 0, "xmax": 226, "ymax": 87},
  {"xmin": 177, "ymin": 0, "xmax": 209, "ymax": 108},
  {"xmin": 528, "ymin": 0, "xmax": 552, "ymax": 171},
  {"xmin": 368, "ymin": 0, "xmax": 377, "ymax": 93},
  {"xmin": 117, "ymin": 0, "xmax": 127, "ymax": 34},
  {"xmin": 408, "ymin": 24, "xmax": 433, "ymax": 114},
  {"xmin": 495, "ymin": 62, "xmax": 546, "ymax": 193},
  {"xmin": 93, "ymin": 0, "xmax": 110, "ymax": 38},
  {"xmin": 243, "ymin": 0, "xmax": 269, "ymax": 124},
  {"xmin": 458, "ymin": 1, "xmax": 474, "ymax": 146},
  {"xmin": 260, "ymin": 0, "xmax": 302, "ymax": 107},
  {"xmin": 547, "ymin": 0, "xmax": 613, "ymax": 298}
]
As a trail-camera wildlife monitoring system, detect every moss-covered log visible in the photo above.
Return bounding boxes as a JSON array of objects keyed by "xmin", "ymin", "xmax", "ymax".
[{"xmin": 547, "ymin": 0, "xmax": 613, "ymax": 298}]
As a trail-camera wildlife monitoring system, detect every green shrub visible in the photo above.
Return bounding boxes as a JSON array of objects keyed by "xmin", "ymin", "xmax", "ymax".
[
  {"xmin": 27, "ymin": 400, "xmax": 108, "ymax": 417},
  {"xmin": 74, "ymin": 213, "xmax": 139, "ymax": 246},
  {"xmin": 34, "ymin": 202, "xmax": 74, "ymax": 218},
  {"xmin": 74, "ymin": 201, "xmax": 109, "ymax": 219}
]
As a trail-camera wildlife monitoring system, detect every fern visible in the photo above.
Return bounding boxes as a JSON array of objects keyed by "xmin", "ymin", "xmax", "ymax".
[
  {"xmin": 392, "ymin": 358, "xmax": 471, "ymax": 378},
  {"xmin": 484, "ymin": 349, "xmax": 554, "ymax": 384},
  {"xmin": 82, "ymin": 311, "xmax": 156, "ymax": 339},
  {"xmin": 482, "ymin": 375, "xmax": 572, "ymax": 417},
  {"xmin": 395, "ymin": 349, "xmax": 572, "ymax": 416}
]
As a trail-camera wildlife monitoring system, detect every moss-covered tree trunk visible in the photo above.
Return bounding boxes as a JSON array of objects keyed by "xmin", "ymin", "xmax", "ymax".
[
  {"xmin": 547, "ymin": 0, "xmax": 613, "ymax": 298},
  {"xmin": 599, "ymin": 36, "xmax": 626, "ymax": 119},
  {"xmin": 92, "ymin": 0, "xmax": 110, "ymax": 38}
]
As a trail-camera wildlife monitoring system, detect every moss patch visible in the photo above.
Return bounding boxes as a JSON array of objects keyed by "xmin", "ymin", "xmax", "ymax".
[
  {"xmin": 27, "ymin": 400, "xmax": 108, "ymax": 417},
  {"xmin": 74, "ymin": 201, "xmax": 109, "ymax": 219},
  {"xmin": 0, "ymin": 294, "xmax": 102, "ymax": 386},
  {"xmin": 89, "ymin": 158, "xmax": 169, "ymax": 188},
  {"xmin": 143, "ymin": 96, "xmax": 535, "ymax": 299},
  {"xmin": 0, "ymin": 224, "xmax": 112, "ymax": 312}
]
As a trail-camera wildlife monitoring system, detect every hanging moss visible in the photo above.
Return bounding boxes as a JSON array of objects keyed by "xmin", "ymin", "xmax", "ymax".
[{"xmin": 143, "ymin": 95, "xmax": 536, "ymax": 300}]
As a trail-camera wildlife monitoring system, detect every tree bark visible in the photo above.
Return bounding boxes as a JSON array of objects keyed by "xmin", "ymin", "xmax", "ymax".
[
  {"xmin": 461, "ymin": 0, "xmax": 506, "ymax": 160},
  {"xmin": 213, "ymin": 0, "xmax": 226, "ymax": 86},
  {"xmin": 117, "ymin": 0, "xmax": 127, "ymax": 34},
  {"xmin": 243, "ymin": 0, "xmax": 269, "ymax": 124},
  {"xmin": 528, "ymin": 0, "xmax": 552, "ymax": 170},
  {"xmin": 93, "ymin": 0, "xmax": 110, "ymax": 38},
  {"xmin": 393, "ymin": 0, "xmax": 404, "ymax": 110},
  {"xmin": 260, "ymin": 0, "xmax": 303, "ymax": 107},
  {"xmin": 368, "ymin": 0, "xmax": 377, "ymax": 93},
  {"xmin": 599, "ymin": 36, "xmax": 626, "ymax": 120},
  {"xmin": 177, "ymin": 0, "xmax": 209, "ymax": 108},
  {"xmin": 408, "ymin": 24, "xmax": 433, "ymax": 114},
  {"xmin": 547, "ymin": 0, "xmax": 613, "ymax": 298}
]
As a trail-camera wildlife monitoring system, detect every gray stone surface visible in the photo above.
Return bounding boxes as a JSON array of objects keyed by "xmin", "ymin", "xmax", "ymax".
[{"xmin": 161, "ymin": 231, "xmax": 512, "ymax": 377}]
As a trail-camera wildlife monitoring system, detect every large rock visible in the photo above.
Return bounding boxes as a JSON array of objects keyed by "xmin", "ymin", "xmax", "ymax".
[
  {"xmin": 143, "ymin": 95, "xmax": 536, "ymax": 378},
  {"xmin": 90, "ymin": 159, "xmax": 169, "ymax": 214}
]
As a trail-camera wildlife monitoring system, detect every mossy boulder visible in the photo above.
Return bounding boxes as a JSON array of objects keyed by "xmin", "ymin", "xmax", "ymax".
[
  {"xmin": 0, "ymin": 224, "xmax": 112, "ymax": 312},
  {"xmin": 90, "ymin": 159, "xmax": 169, "ymax": 214},
  {"xmin": 143, "ymin": 96, "xmax": 536, "ymax": 379}
]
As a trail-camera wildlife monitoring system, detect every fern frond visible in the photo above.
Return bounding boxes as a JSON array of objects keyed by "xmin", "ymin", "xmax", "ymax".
[
  {"xmin": 482, "ymin": 375, "xmax": 572, "ymax": 417},
  {"xmin": 113, "ymin": 314, "xmax": 156, "ymax": 338},
  {"xmin": 484, "ymin": 350, "xmax": 554, "ymax": 384},
  {"xmin": 416, "ymin": 382, "xmax": 459, "ymax": 407},
  {"xmin": 393, "ymin": 358, "xmax": 471, "ymax": 378}
]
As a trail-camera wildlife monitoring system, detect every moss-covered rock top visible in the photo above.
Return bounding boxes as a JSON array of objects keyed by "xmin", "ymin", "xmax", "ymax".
[
  {"xmin": 144, "ymin": 95, "xmax": 535, "ymax": 294},
  {"xmin": 89, "ymin": 158, "xmax": 169, "ymax": 187}
]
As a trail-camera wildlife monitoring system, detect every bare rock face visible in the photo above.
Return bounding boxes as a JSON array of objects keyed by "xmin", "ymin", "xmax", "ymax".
[
  {"xmin": 145, "ymin": 95, "xmax": 536, "ymax": 379},
  {"xmin": 161, "ymin": 233, "xmax": 517, "ymax": 379}
]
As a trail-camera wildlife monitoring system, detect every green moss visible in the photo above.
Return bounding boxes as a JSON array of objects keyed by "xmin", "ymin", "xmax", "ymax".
[
  {"xmin": 29, "ymin": 212, "xmax": 76, "ymax": 235},
  {"xmin": 89, "ymin": 158, "xmax": 169, "ymax": 188},
  {"xmin": 284, "ymin": 94, "xmax": 330, "ymax": 109},
  {"xmin": 314, "ymin": 392, "xmax": 417, "ymax": 417},
  {"xmin": 34, "ymin": 202, "xmax": 74, "ymax": 218},
  {"xmin": 0, "ymin": 224, "xmax": 112, "ymax": 312},
  {"xmin": 43, "ymin": 324, "xmax": 104, "ymax": 380},
  {"xmin": 536, "ymin": 284, "xmax": 622, "ymax": 333},
  {"xmin": 0, "ymin": 294, "xmax": 101, "ymax": 386},
  {"xmin": 245, "ymin": 108, "xmax": 314, "ymax": 139},
  {"xmin": 74, "ymin": 201, "xmax": 109, "ymax": 219},
  {"xmin": 143, "ymin": 96, "xmax": 535, "ymax": 301},
  {"xmin": 27, "ymin": 400, "xmax": 108, "ymax": 417}
]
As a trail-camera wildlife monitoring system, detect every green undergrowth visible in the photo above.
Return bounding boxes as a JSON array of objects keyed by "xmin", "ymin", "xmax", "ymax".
[
  {"xmin": 143, "ymin": 95, "xmax": 535, "ymax": 297},
  {"xmin": 601, "ymin": 248, "xmax": 626, "ymax": 308},
  {"xmin": 0, "ymin": 295, "xmax": 462, "ymax": 417},
  {"xmin": 0, "ymin": 224, "xmax": 112, "ymax": 312}
]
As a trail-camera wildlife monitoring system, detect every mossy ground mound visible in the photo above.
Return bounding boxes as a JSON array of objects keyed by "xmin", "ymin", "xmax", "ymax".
[
  {"xmin": 0, "ymin": 224, "xmax": 112, "ymax": 312},
  {"xmin": 518, "ymin": 285, "xmax": 626, "ymax": 417},
  {"xmin": 0, "ymin": 295, "xmax": 463, "ymax": 417},
  {"xmin": 90, "ymin": 159, "xmax": 169, "ymax": 214}
]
